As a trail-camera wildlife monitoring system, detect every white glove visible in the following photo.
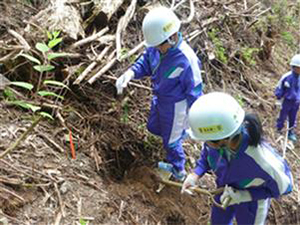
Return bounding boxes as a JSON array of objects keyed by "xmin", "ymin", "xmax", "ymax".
[
  {"xmin": 181, "ymin": 173, "xmax": 200, "ymax": 195},
  {"xmin": 275, "ymin": 100, "xmax": 282, "ymax": 106},
  {"xmin": 220, "ymin": 185, "xmax": 252, "ymax": 206},
  {"xmin": 284, "ymin": 81, "xmax": 290, "ymax": 88},
  {"xmin": 115, "ymin": 70, "xmax": 135, "ymax": 94}
]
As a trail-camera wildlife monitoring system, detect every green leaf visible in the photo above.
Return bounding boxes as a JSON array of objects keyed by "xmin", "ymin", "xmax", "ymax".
[
  {"xmin": 20, "ymin": 53, "xmax": 41, "ymax": 64},
  {"xmin": 47, "ymin": 31, "xmax": 53, "ymax": 40},
  {"xmin": 52, "ymin": 31, "xmax": 61, "ymax": 39},
  {"xmin": 38, "ymin": 91, "xmax": 64, "ymax": 99},
  {"xmin": 10, "ymin": 81, "xmax": 34, "ymax": 90},
  {"xmin": 34, "ymin": 65, "xmax": 55, "ymax": 72},
  {"xmin": 39, "ymin": 111, "xmax": 54, "ymax": 120},
  {"xmin": 43, "ymin": 80, "xmax": 69, "ymax": 90},
  {"xmin": 48, "ymin": 38, "xmax": 62, "ymax": 49},
  {"xmin": 35, "ymin": 42, "xmax": 50, "ymax": 53},
  {"xmin": 79, "ymin": 218, "xmax": 87, "ymax": 225},
  {"xmin": 3, "ymin": 88, "xmax": 15, "ymax": 100},
  {"xmin": 10, "ymin": 100, "xmax": 41, "ymax": 112},
  {"xmin": 47, "ymin": 52, "xmax": 67, "ymax": 60}
]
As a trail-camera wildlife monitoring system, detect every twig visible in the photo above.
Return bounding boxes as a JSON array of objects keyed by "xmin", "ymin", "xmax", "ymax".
[
  {"xmin": 290, "ymin": 148, "xmax": 300, "ymax": 161},
  {"xmin": 243, "ymin": 0, "xmax": 248, "ymax": 10},
  {"xmin": 246, "ymin": 7, "xmax": 272, "ymax": 30},
  {"xmin": 88, "ymin": 58, "xmax": 117, "ymax": 84},
  {"xmin": 170, "ymin": 0, "xmax": 176, "ymax": 8},
  {"xmin": 56, "ymin": 110, "xmax": 68, "ymax": 129},
  {"xmin": 8, "ymin": 29, "xmax": 30, "ymax": 51},
  {"xmin": 74, "ymin": 45, "xmax": 111, "ymax": 85},
  {"xmin": 0, "ymin": 176, "xmax": 51, "ymax": 187},
  {"xmin": 96, "ymin": 34, "xmax": 115, "ymax": 44},
  {"xmin": 38, "ymin": 133, "xmax": 65, "ymax": 153},
  {"xmin": 0, "ymin": 211, "xmax": 25, "ymax": 225},
  {"xmin": 0, "ymin": 159, "xmax": 50, "ymax": 182},
  {"xmin": 0, "ymin": 50, "xmax": 20, "ymax": 62},
  {"xmin": 0, "ymin": 177, "xmax": 21, "ymax": 186},
  {"xmin": 181, "ymin": 0, "xmax": 195, "ymax": 24},
  {"xmin": 116, "ymin": 0, "xmax": 137, "ymax": 60},
  {"xmin": 118, "ymin": 200, "xmax": 125, "ymax": 220},
  {"xmin": 0, "ymin": 186, "xmax": 25, "ymax": 203},
  {"xmin": 59, "ymin": 52, "xmax": 83, "ymax": 59},
  {"xmin": 0, "ymin": 116, "xmax": 42, "ymax": 159},
  {"xmin": 70, "ymin": 27, "xmax": 109, "ymax": 49},
  {"xmin": 118, "ymin": 41, "xmax": 145, "ymax": 61},
  {"xmin": 283, "ymin": 122, "xmax": 289, "ymax": 159},
  {"xmin": 54, "ymin": 182, "xmax": 65, "ymax": 217},
  {"xmin": 77, "ymin": 197, "xmax": 82, "ymax": 219},
  {"xmin": 173, "ymin": 0, "xmax": 186, "ymax": 10},
  {"xmin": 185, "ymin": 17, "xmax": 219, "ymax": 42},
  {"xmin": 18, "ymin": 164, "xmax": 58, "ymax": 182},
  {"xmin": 53, "ymin": 212, "xmax": 62, "ymax": 225},
  {"xmin": 91, "ymin": 144, "xmax": 102, "ymax": 171}
]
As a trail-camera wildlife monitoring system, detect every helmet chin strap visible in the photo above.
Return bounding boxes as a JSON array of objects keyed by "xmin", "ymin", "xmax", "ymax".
[
  {"xmin": 223, "ymin": 125, "xmax": 243, "ymax": 151},
  {"xmin": 167, "ymin": 38, "xmax": 176, "ymax": 45},
  {"xmin": 166, "ymin": 32, "xmax": 178, "ymax": 46},
  {"xmin": 228, "ymin": 125, "xmax": 243, "ymax": 142}
]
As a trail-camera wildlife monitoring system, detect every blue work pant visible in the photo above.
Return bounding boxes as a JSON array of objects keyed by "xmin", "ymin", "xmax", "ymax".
[{"xmin": 147, "ymin": 96, "xmax": 187, "ymax": 171}]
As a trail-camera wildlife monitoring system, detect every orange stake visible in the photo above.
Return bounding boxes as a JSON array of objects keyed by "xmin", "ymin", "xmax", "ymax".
[{"xmin": 69, "ymin": 130, "xmax": 76, "ymax": 159}]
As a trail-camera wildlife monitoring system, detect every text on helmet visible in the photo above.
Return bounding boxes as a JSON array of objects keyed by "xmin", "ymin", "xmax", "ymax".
[
  {"xmin": 163, "ymin": 21, "xmax": 176, "ymax": 33},
  {"xmin": 198, "ymin": 125, "xmax": 223, "ymax": 134}
]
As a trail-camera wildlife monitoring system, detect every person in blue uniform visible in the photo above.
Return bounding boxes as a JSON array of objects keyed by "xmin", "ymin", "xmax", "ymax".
[
  {"xmin": 181, "ymin": 92, "xmax": 293, "ymax": 225},
  {"xmin": 275, "ymin": 54, "xmax": 300, "ymax": 142},
  {"xmin": 115, "ymin": 6, "xmax": 203, "ymax": 180}
]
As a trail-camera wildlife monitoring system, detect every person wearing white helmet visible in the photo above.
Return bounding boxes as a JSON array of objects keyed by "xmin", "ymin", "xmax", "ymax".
[
  {"xmin": 181, "ymin": 92, "xmax": 293, "ymax": 225},
  {"xmin": 115, "ymin": 7, "xmax": 203, "ymax": 180},
  {"xmin": 275, "ymin": 54, "xmax": 300, "ymax": 142}
]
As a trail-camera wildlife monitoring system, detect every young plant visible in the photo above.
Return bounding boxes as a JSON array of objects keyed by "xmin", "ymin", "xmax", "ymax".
[
  {"xmin": 20, "ymin": 30, "xmax": 66, "ymax": 73},
  {"xmin": 7, "ymin": 80, "xmax": 68, "ymax": 119},
  {"xmin": 241, "ymin": 47, "xmax": 259, "ymax": 66},
  {"xmin": 208, "ymin": 28, "xmax": 228, "ymax": 64},
  {"xmin": 12, "ymin": 30, "xmax": 69, "ymax": 118}
]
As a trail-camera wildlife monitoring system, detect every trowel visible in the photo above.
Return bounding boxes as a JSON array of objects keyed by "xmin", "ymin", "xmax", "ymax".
[{"xmin": 155, "ymin": 168, "xmax": 172, "ymax": 193}]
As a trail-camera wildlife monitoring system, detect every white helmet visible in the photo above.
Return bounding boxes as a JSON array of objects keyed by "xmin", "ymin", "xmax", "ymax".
[
  {"xmin": 290, "ymin": 54, "xmax": 300, "ymax": 67},
  {"xmin": 142, "ymin": 7, "xmax": 181, "ymax": 47},
  {"xmin": 188, "ymin": 92, "xmax": 245, "ymax": 141}
]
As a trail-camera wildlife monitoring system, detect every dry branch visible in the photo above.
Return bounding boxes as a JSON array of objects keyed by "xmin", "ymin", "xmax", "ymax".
[
  {"xmin": 0, "ymin": 186, "xmax": 25, "ymax": 203},
  {"xmin": 70, "ymin": 27, "xmax": 109, "ymax": 49},
  {"xmin": 88, "ymin": 57, "xmax": 117, "ymax": 84},
  {"xmin": 181, "ymin": 0, "xmax": 195, "ymax": 24},
  {"xmin": 54, "ymin": 182, "xmax": 65, "ymax": 217},
  {"xmin": 118, "ymin": 41, "xmax": 145, "ymax": 62},
  {"xmin": 38, "ymin": 133, "xmax": 65, "ymax": 153},
  {"xmin": 0, "ymin": 116, "xmax": 42, "ymax": 159},
  {"xmin": 116, "ymin": 0, "xmax": 137, "ymax": 60},
  {"xmin": 74, "ymin": 45, "xmax": 111, "ymax": 85},
  {"xmin": 25, "ymin": 0, "xmax": 84, "ymax": 40},
  {"xmin": 8, "ymin": 29, "xmax": 30, "ymax": 52},
  {"xmin": 83, "ymin": 0, "xmax": 125, "ymax": 29}
]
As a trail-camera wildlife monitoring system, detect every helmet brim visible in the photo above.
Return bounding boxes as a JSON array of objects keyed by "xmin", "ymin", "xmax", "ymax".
[{"xmin": 186, "ymin": 128, "xmax": 204, "ymax": 141}]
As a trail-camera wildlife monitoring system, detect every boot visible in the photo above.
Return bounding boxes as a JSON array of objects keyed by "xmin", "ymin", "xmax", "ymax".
[
  {"xmin": 158, "ymin": 162, "xmax": 186, "ymax": 182},
  {"xmin": 288, "ymin": 130, "xmax": 297, "ymax": 142}
]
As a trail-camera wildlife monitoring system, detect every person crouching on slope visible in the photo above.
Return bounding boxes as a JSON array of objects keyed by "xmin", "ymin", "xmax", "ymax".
[
  {"xmin": 275, "ymin": 54, "xmax": 300, "ymax": 142},
  {"xmin": 181, "ymin": 92, "xmax": 293, "ymax": 225},
  {"xmin": 115, "ymin": 7, "xmax": 203, "ymax": 181}
]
